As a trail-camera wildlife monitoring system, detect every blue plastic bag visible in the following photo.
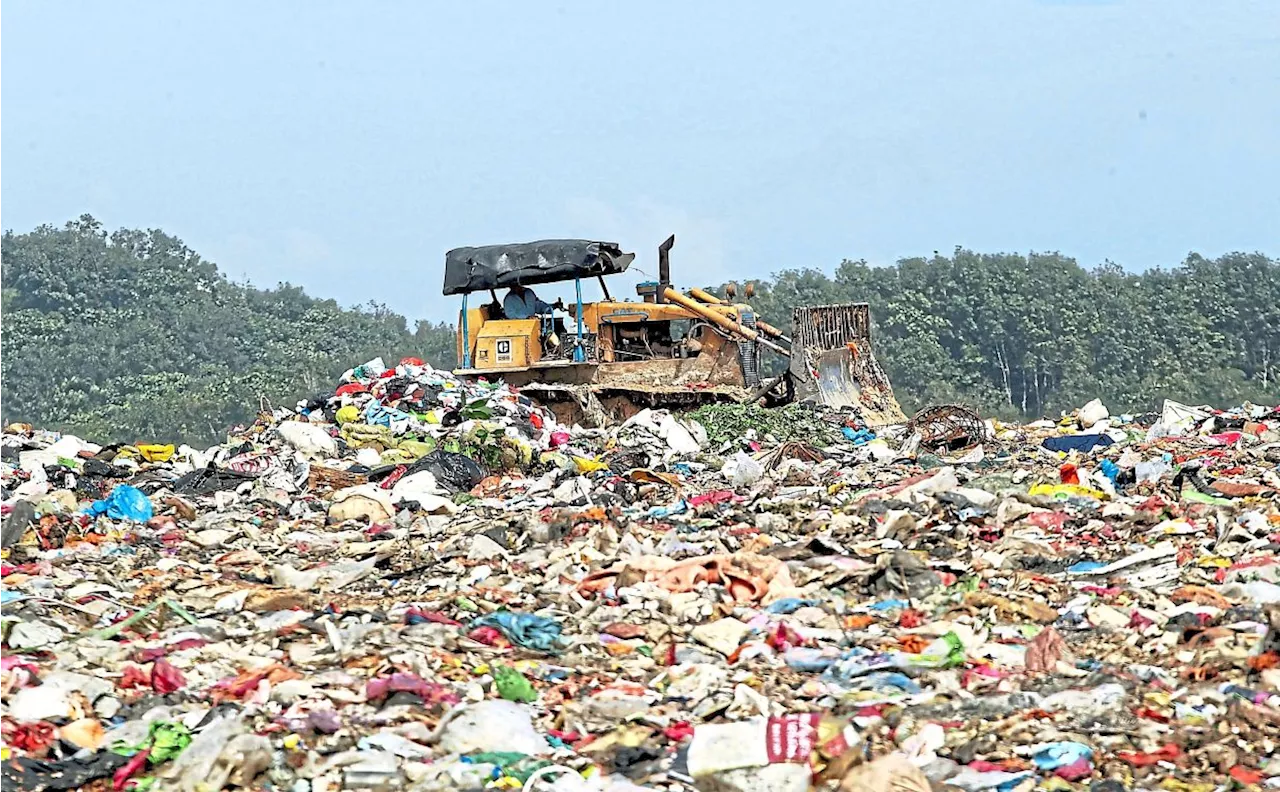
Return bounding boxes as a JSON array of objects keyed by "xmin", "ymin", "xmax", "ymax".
[
  {"xmin": 782, "ymin": 647, "xmax": 839, "ymax": 672},
  {"xmin": 1066, "ymin": 560, "xmax": 1106, "ymax": 574},
  {"xmin": 765, "ymin": 598, "xmax": 819, "ymax": 615},
  {"xmin": 647, "ymin": 500, "xmax": 688, "ymax": 519},
  {"xmin": 869, "ymin": 598, "xmax": 910, "ymax": 611},
  {"xmin": 85, "ymin": 484, "xmax": 154, "ymax": 523},
  {"xmin": 852, "ymin": 671, "xmax": 922, "ymax": 694},
  {"xmin": 1042, "ymin": 434, "xmax": 1113, "ymax": 453},
  {"xmin": 364, "ymin": 403, "xmax": 413, "ymax": 428},
  {"xmin": 1099, "ymin": 458, "xmax": 1120, "ymax": 485},
  {"xmin": 1032, "ymin": 741, "xmax": 1093, "ymax": 770},
  {"xmin": 470, "ymin": 611, "xmax": 563, "ymax": 653},
  {"xmin": 842, "ymin": 427, "xmax": 875, "ymax": 445}
]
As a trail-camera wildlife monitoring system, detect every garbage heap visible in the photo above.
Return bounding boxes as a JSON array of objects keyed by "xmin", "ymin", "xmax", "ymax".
[{"xmin": 3, "ymin": 362, "xmax": 1279, "ymax": 792}]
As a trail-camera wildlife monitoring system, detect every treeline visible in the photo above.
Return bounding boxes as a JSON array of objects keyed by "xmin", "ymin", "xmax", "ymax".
[
  {"xmin": 2, "ymin": 216, "xmax": 456, "ymax": 444},
  {"xmin": 2, "ymin": 218, "xmax": 1276, "ymax": 445},
  {"xmin": 742, "ymin": 249, "xmax": 1278, "ymax": 417}
]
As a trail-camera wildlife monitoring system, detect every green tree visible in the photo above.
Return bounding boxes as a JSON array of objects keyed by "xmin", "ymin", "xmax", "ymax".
[
  {"xmin": 710, "ymin": 248, "xmax": 1279, "ymax": 417},
  {"xmin": 4, "ymin": 218, "xmax": 1276, "ymax": 443},
  {"xmin": 1, "ymin": 217, "xmax": 457, "ymax": 444}
]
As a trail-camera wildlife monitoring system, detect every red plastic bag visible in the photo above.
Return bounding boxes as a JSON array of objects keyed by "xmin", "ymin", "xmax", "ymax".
[
  {"xmin": 113, "ymin": 747, "xmax": 150, "ymax": 790},
  {"xmin": 134, "ymin": 638, "xmax": 206, "ymax": 664},
  {"xmin": 118, "ymin": 665, "xmax": 150, "ymax": 690},
  {"xmin": 898, "ymin": 609, "xmax": 926, "ymax": 628},
  {"xmin": 1116, "ymin": 743, "xmax": 1180, "ymax": 766},
  {"xmin": 467, "ymin": 625, "xmax": 507, "ymax": 646},
  {"xmin": 365, "ymin": 672, "xmax": 460, "ymax": 706},
  {"xmin": 688, "ymin": 490, "xmax": 735, "ymax": 507},
  {"xmin": 1230, "ymin": 766, "xmax": 1263, "ymax": 784},
  {"xmin": 1059, "ymin": 463, "xmax": 1079, "ymax": 485},
  {"xmin": 2, "ymin": 720, "xmax": 56, "ymax": 754},
  {"xmin": 150, "ymin": 658, "xmax": 186, "ymax": 694}
]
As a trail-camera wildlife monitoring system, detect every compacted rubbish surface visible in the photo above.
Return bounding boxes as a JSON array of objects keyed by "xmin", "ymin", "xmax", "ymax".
[{"xmin": 3, "ymin": 359, "xmax": 1279, "ymax": 792}]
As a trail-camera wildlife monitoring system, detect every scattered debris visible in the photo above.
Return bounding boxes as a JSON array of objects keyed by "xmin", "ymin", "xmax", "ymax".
[
  {"xmin": 908, "ymin": 404, "xmax": 988, "ymax": 451},
  {"xmin": 3, "ymin": 382, "xmax": 1279, "ymax": 790}
]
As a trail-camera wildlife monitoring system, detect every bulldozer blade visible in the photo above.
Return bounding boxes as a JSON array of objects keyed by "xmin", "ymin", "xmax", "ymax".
[
  {"xmin": 811, "ymin": 342, "xmax": 906, "ymax": 426},
  {"xmin": 790, "ymin": 304, "xmax": 906, "ymax": 426},
  {"xmin": 814, "ymin": 346, "xmax": 864, "ymax": 409}
]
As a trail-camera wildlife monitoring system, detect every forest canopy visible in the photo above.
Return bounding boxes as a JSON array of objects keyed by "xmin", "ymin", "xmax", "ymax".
[
  {"xmin": 2, "ymin": 217, "xmax": 1276, "ymax": 444},
  {"xmin": 2, "ymin": 217, "xmax": 454, "ymax": 444}
]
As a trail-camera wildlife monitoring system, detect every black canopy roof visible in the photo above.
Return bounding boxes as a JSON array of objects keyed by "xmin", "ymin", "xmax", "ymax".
[{"xmin": 443, "ymin": 240, "xmax": 635, "ymax": 296}]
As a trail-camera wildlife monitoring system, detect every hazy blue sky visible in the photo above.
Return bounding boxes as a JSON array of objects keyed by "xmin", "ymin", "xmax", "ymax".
[{"xmin": 4, "ymin": 2, "xmax": 1278, "ymax": 319}]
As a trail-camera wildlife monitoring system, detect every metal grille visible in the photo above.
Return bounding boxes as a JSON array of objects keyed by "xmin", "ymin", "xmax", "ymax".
[
  {"xmin": 791, "ymin": 303, "xmax": 871, "ymax": 351},
  {"xmin": 736, "ymin": 310, "xmax": 761, "ymax": 388},
  {"xmin": 909, "ymin": 404, "xmax": 987, "ymax": 450},
  {"xmin": 545, "ymin": 332, "xmax": 599, "ymax": 362}
]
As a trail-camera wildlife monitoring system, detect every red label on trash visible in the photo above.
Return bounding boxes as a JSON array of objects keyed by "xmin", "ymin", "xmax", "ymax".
[{"xmin": 764, "ymin": 714, "xmax": 820, "ymax": 763}]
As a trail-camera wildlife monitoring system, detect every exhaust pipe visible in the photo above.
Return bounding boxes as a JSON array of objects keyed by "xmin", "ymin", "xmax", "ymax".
[{"xmin": 656, "ymin": 234, "xmax": 675, "ymax": 303}]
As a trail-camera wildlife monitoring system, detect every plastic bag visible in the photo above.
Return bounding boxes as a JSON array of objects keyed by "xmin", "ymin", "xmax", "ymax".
[
  {"xmin": 277, "ymin": 421, "xmax": 337, "ymax": 458},
  {"xmin": 493, "ymin": 664, "xmax": 538, "ymax": 702},
  {"xmin": 173, "ymin": 465, "xmax": 256, "ymax": 496},
  {"xmin": 3, "ymin": 753, "xmax": 130, "ymax": 792},
  {"xmin": 365, "ymin": 672, "xmax": 459, "ymax": 707},
  {"xmin": 842, "ymin": 426, "xmax": 875, "ymax": 445},
  {"xmin": 437, "ymin": 700, "xmax": 547, "ymax": 756},
  {"xmin": 686, "ymin": 714, "xmax": 859, "ymax": 778},
  {"xmin": 207, "ymin": 734, "xmax": 273, "ymax": 790},
  {"xmin": 573, "ymin": 455, "xmax": 609, "ymax": 474},
  {"xmin": 410, "ymin": 450, "xmax": 485, "ymax": 493},
  {"xmin": 1135, "ymin": 459, "xmax": 1171, "ymax": 484},
  {"xmin": 150, "ymin": 658, "xmax": 186, "ymax": 694},
  {"xmin": 390, "ymin": 471, "xmax": 446, "ymax": 504},
  {"xmin": 1078, "ymin": 399, "xmax": 1109, "ymax": 429},
  {"xmin": 728, "ymin": 451, "xmax": 764, "ymax": 487},
  {"xmin": 135, "ymin": 443, "xmax": 175, "ymax": 462},
  {"xmin": 469, "ymin": 612, "xmax": 563, "ymax": 653},
  {"xmin": 85, "ymin": 484, "xmax": 154, "ymax": 523}
]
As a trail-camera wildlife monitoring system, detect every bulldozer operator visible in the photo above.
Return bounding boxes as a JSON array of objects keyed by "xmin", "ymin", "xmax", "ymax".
[{"xmin": 502, "ymin": 284, "xmax": 564, "ymax": 320}]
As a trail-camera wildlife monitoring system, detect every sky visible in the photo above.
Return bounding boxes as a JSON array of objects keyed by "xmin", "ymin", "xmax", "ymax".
[{"xmin": 3, "ymin": 1, "xmax": 1279, "ymax": 321}]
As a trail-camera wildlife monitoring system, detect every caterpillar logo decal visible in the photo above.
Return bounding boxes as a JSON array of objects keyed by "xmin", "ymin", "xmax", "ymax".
[{"xmin": 496, "ymin": 338, "xmax": 512, "ymax": 363}]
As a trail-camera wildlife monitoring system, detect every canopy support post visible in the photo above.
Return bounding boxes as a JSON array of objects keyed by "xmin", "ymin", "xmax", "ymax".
[
  {"xmin": 574, "ymin": 277, "xmax": 586, "ymax": 363},
  {"xmin": 461, "ymin": 293, "xmax": 471, "ymax": 369}
]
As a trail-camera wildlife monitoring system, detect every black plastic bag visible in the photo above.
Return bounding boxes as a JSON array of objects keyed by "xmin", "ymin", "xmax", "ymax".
[
  {"xmin": 3, "ymin": 753, "xmax": 131, "ymax": 792},
  {"xmin": 407, "ymin": 450, "xmax": 485, "ymax": 493},
  {"xmin": 173, "ymin": 464, "xmax": 257, "ymax": 496}
]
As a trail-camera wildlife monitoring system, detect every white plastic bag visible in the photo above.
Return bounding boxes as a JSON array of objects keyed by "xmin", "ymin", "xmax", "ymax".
[
  {"xmin": 725, "ymin": 451, "xmax": 764, "ymax": 487},
  {"xmin": 437, "ymin": 700, "xmax": 547, "ymax": 756},
  {"xmin": 277, "ymin": 421, "xmax": 337, "ymax": 458}
]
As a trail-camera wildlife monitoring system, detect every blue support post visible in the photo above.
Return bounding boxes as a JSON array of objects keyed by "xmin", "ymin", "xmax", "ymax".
[
  {"xmin": 573, "ymin": 277, "xmax": 586, "ymax": 362},
  {"xmin": 461, "ymin": 293, "xmax": 471, "ymax": 369}
]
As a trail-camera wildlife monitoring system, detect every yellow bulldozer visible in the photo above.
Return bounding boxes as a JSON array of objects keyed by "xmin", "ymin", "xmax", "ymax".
[{"xmin": 445, "ymin": 236, "xmax": 905, "ymax": 426}]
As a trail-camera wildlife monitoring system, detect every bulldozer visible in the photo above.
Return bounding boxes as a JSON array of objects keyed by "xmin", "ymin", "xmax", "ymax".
[{"xmin": 445, "ymin": 236, "xmax": 905, "ymax": 426}]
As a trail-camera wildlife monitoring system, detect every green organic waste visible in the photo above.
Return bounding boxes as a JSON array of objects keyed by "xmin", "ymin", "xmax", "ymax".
[{"xmin": 688, "ymin": 402, "xmax": 841, "ymax": 445}]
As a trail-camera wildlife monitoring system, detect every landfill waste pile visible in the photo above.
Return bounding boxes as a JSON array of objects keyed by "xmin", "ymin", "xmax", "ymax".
[{"xmin": 3, "ymin": 357, "xmax": 1280, "ymax": 792}]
